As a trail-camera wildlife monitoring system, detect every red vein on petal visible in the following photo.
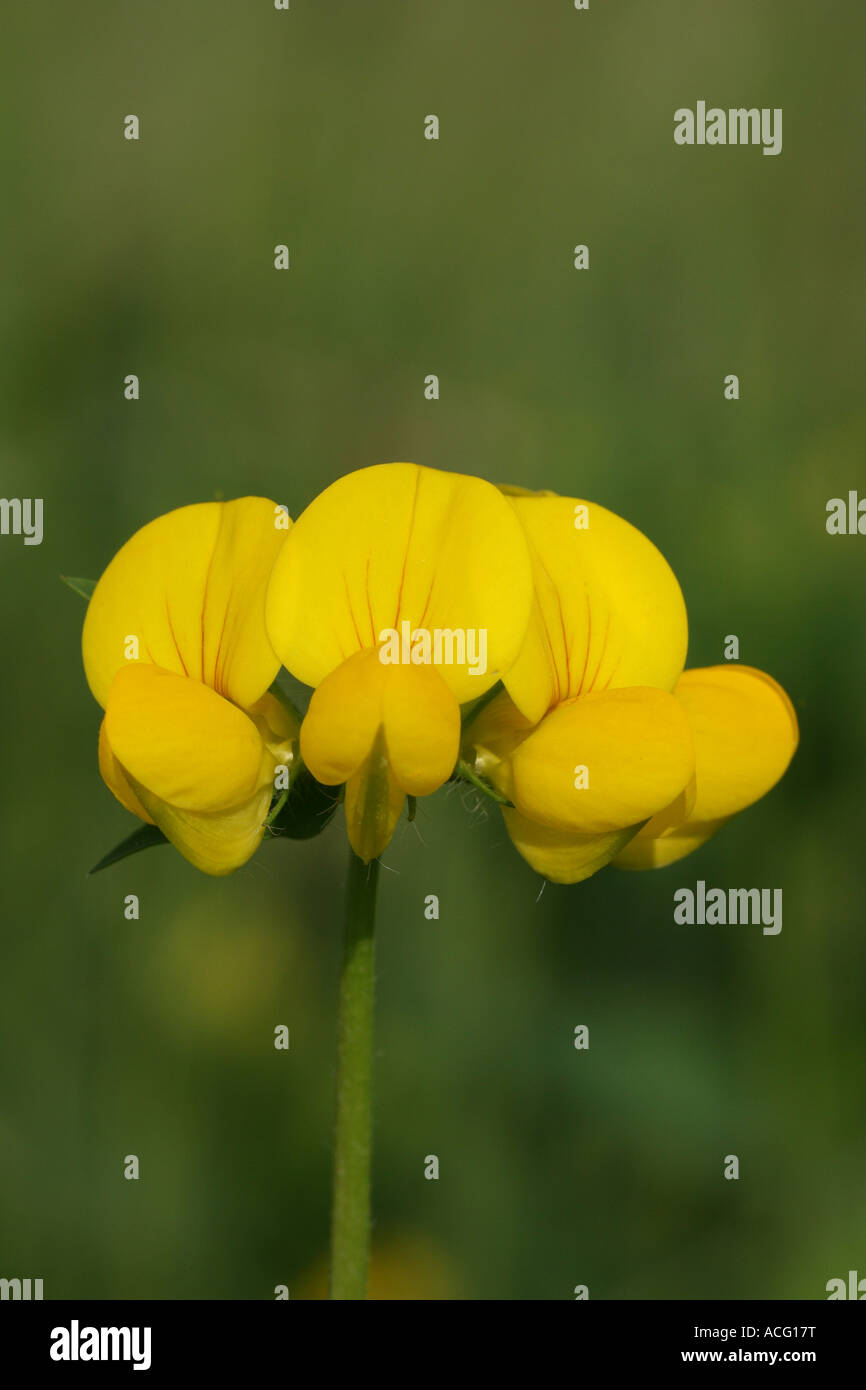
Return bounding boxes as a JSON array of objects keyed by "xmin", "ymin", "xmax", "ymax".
[
  {"xmin": 199, "ymin": 505, "xmax": 222, "ymax": 686},
  {"xmin": 344, "ymin": 573, "xmax": 364, "ymax": 650},
  {"xmin": 165, "ymin": 599, "xmax": 190, "ymax": 677},
  {"xmin": 576, "ymin": 592, "xmax": 592, "ymax": 696},
  {"xmin": 200, "ymin": 565, "xmax": 212, "ymax": 684},
  {"xmin": 393, "ymin": 469, "xmax": 421, "ymax": 627},
  {"xmin": 365, "ymin": 555, "xmax": 376, "ymax": 647},
  {"xmin": 600, "ymin": 655, "xmax": 621, "ymax": 691},
  {"xmin": 587, "ymin": 609, "xmax": 611, "ymax": 691},
  {"xmin": 540, "ymin": 619, "xmax": 560, "ymax": 706},
  {"xmin": 531, "ymin": 549, "xmax": 570, "ymax": 703},
  {"xmin": 213, "ymin": 599, "xmax": 232, "ymax": 695},
  {"xmin": 416, "ymin": 572, "xmax": 436, "ymax": 633}
]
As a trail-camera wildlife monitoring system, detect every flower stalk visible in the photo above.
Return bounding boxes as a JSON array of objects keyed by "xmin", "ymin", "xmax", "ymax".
[{"xmin": 329, "ymin": 850, "xmax": 380, "ymax": 1299}]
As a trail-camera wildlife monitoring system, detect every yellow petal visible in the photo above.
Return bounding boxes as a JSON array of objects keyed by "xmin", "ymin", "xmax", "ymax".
[
  {"xmin": 613, "ymin": 665, "xmax": 798, "ymax": 870},
  {"xmin": 98, "ymin": 719, "xmax": 154, "ymax": 823},
  {"xmin": 614, "ymin": 818, "xmax": 729, "ymax": 871},
  {"xmin": 506, "ymin": 687, "xmax": 695, "ymax": 834},
  {"xmin": 503, "ymin": 495, "xmax": 688, "ymax": 723},
  {"xmin": 266, "ymin": 463, "xmax": 533, "ymax": 702},
  {"xmin": 671, "ymin": 665, "xmax": 798, "ymax": 820},
  {"xmin": 300, "ymin": 647, "xmax": 460, "ymax": 796},
  {"xmin": 502, "ymin": 809, "xmax": 640, "ymax": 884},
  {"xmin": 246, "ymin": 690, "xmax": 300, "ymax": 771},
  {"xmin": 131, "ymin": 779, "xmax": 273, "ymax": 876},
  {"xmin": 83, "ymin": 497, "xmax": 288, "ymax": 710},
  {"xmin": 462, "ymin": 690, "xmax": 537, "ymax": 782},
  {"xmin": 104, "ymin": 665, "xmax": 272, "ymax": 813}
]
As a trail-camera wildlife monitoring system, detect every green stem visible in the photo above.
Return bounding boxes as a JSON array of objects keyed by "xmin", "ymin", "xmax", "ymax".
[
  {"xmin": 453, "ymin": 758, "xmax": 514, "ymax": 807},
  {"xmin": 329, "ymin": 850, "xmax": 380, "ymax": 1299}
]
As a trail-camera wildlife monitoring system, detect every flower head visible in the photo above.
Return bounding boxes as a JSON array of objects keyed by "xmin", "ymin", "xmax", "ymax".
[
  {"xmin": 83, "ymin": 498, "xmax": 297, "ymax": 875},
  {"xmin": 464, "ymin": 491, "xmax": 797, "ymax": 882},
  {"xmin": 265, "ymin": 463, "xmax": 534, "ymax": 861}
]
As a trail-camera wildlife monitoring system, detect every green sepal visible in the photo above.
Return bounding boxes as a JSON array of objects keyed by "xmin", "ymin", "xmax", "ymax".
[
  {"xmin": 452, "ymin": 758, "xmax": 514, "ymax": 808},
  {"xmin": 61, "ymin": 575, "xmax": 97, "ymax": 601},
  {"xmin": 267, "ymin": 765, "xmax": 340, "ymax": 841},
  {"xmin": 460, "ymin": 680, "xmax": 503, "ymax": 728},
  {"xmin": 267, "ymin": 678, "xmax": 303, "ymax": 725},
  {"xmin": 89, "ymin": 823, "xmax": 168, "ymax": 874}
]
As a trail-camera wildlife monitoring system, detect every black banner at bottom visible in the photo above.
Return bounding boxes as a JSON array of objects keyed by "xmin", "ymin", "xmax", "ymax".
[{"xmin": 0, "ymin": 1299, "xmax": 862, "ymax": 1375}]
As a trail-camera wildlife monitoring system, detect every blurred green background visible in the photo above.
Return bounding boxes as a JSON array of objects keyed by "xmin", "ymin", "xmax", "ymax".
[{"xmin": 1, "ymin": 0, "xmax": 863, "ymax": 1299}]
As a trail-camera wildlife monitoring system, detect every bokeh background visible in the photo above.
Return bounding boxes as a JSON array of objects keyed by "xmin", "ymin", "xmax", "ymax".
[{"xmin": 1, "ymin": 0, "xmax": 863, "ymax": 1299}]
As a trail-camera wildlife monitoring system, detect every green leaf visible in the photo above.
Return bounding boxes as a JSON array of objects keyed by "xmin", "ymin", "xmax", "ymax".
[
  {"xmin": 61, "ymin": 575, "xmax": 97, "ymax": 601},
  {"xmin": 89, "ymin": 823, "xmax": 168, "ymax": 875},
  {"xmin": 267, "ymin": 767, "xmax": 339, "ymax": 841}
]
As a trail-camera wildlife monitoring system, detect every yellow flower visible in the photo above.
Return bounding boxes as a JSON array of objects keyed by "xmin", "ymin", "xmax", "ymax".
[
  {"xmin": 463, "ymin": 492, "xmax": 797, "ymax": 883},
  {"xmin": 83, "ymin": 498, "xmax": 297, "ymax": 875},
  {"xmin": 612, "ymin": 664, "xmax": 799, "ymax": 870},
  {"xmin": 265, "ymin": 463, "xmax": 534, "ymax": 861}
]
